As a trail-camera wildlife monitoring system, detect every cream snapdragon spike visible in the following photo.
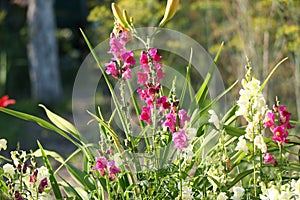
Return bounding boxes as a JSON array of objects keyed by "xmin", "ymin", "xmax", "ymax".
[{"xmin": 235, "ymin": 68, "xmax": 267, "ymax": 153}]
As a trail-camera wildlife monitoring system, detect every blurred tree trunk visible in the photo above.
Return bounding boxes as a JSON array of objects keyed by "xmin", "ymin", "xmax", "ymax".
[{"xmin": 27, "ymin": 0, "xmax": 62, "ymax": 102}]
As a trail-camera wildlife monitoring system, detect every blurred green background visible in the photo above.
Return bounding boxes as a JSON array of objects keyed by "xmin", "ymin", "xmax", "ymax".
[{"xmin": 0, "ymin": 0, "xmax": 299, "ymax": 156}]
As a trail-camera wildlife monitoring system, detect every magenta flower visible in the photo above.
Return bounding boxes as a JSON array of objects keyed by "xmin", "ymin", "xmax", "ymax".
[
  {"xmin": 92, "ymin": 157, "xmax": 108, "ymax": 176},
  {"xmin": 38, "ymin": 178, "xmax": 48, "ymax": 193},
  {"xmin": 140, "ymin": 51, "xmax": 150, "ymax": 72},
  {"xmin": 264, "ymin": 111, "xmax": 275, "ymax": 129},
  {"xmin": 163, "ymin": 112, "xmax": 177, "ymax": 133},
  {"xmin": 140, "ymin": 106, "xmax": 151, "ymax": 124},
  {"xmin": 173, "ymin": 130, "xmax": 188, "ymax": 150},
  {"xmin": 105, "ymin": 61, "xmax": 119, "ymax": 79},
  {"xmin": 121, "ymin": 51, "xmax": 136, "ymax": 66},
  {"xmin": 271, "ymin": 125, "xmax": 289, "ymax": 144},
  {"xmin": 178, "ymin": 109, "xmax": 190, "ymax": 128},
  {"xmin": 137, "ymin": 72, "xmax": 149, "ymax": 85},
  {"xmin": 108, "ymin": 32, "xmax": 127, "ymax": 58},
  {"xmin": 149, "ymin": 48, "xmax": 162, "ymax": 63},
  {"xmin": 157, "ymin": 96, "xmax": 170, "ymax": 112},
  {"xmin": 122, "ymin": 66, "xmax": 132, "ymax": 79},
  {"xmin": 279, "ymin": 105, "xmax": 294, "ymax": 129},
  {"xmin": 108, "ymin": 160, "xmax": 121, "ymax": 180},
  {"xmin": 264, "ymin": 153, "xmax": 276, "ymax": 166}
]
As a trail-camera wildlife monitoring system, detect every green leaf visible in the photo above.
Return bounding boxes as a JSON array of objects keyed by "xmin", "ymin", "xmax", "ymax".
[
  {"xmin": 32, "ymin": 149, "xmax": 65, "ymax": 164},
  {"xmin": 59, "ymin": 175, "xmax": 86, "ymax": 200},
  {"xmin": 65, "ymin": 163, "xmax": 96, "ymax": 191},
  {"xmin": 226, "ymin": 168, "xmax": 254, "ymax": 189},
  {"xmin": 260, "ymin": 57, "xmax": 288, "ymax": 92},
  {"xmin": 195, "ymin": 42, "xmax": 224, "ymax": 106},
  {"xmin": 39, "ymin": 104, "xmax": 81, "ymax": 140},
  {"xmin": 37, "ymin": 141, "xmax": 63, "ymax": 199},
  {"xmin": 223, "ymin": 125, "xmax": 245, "ymax": 137},
  {"xmin": 0, "ymin": 107, "xmax": 80, "ymax": 147}
]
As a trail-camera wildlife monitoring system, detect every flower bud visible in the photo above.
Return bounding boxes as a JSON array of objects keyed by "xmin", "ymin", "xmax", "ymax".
[
  {"xmin": 111, "ymin": 3, "xmax": 127, "ymax": 28},
  {"xmin": 159, "ymin": 0, "xmax": 179, "ymax": 27}
]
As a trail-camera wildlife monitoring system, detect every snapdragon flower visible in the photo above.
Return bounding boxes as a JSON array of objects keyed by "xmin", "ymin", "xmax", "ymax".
[
  {"xmin": 0, "ymin": 138, "xmax": 7, "ymax": 150},
  {"xmin": 3, "ymin": 163, "xmax": 15, "ymax": 176},
  {"xmin": 263, "ymin": 153, "xmax": 276, "ymax": 166},
  {"xmin": 264, "ymin": 103, "xmax": 294, "ymax": 145},
  {"xmin": 0, "ymin": 95, "xmax": 16, "ymax": 107},
  {"xmin": 232, "ymin": 186, "xmax": 245, "ymax": 200},
  {"xmin": 235, "ymin": 136, "xmax": 248, "ymax": 154},
  {"xmin": 217, "ymin": 192, "xmax": 228, "ymax": 200},
  {"xmin": 92, "ymin": 156, "xmax": 121, "ymax": 180}
]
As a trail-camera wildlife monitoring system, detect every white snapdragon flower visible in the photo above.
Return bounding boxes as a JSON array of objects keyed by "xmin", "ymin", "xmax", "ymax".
[
  {"xmin": 235, "ymin": 136, "xmax": 248, "ymax": 154},
  {"xmin": 217, "ymin": 192, "xmax": 228, "ymax": 200},
  {"xmin": 291, "ymin": 179, "xmax": 300, "ymax": 196},
  {"xmin": 0, "ymin": 138, "xmax": 7, "ymax": 151},
  {"xmin": 260, "ymin": 185, "xmax": 280, "ymax": 200},
  {"xmin": 176, "ymin": 182, "xmax": 193, "ymax": 200},
  {"xmin": 208, "ymin": 110, "xmax": 221, "ymax": 130},
  {"xmin": 231, "ymin": 186, "xmax": 245, "ymax": 200},
  {"xmin": 3, "ymin": 163, "xmax": 15, "ymax": 176},
  {"xmin": 182, "ymin": 145, "xmax": 195, "ymax": 163},
  {"xmin": 254, "ymin": 134, "xmax": 267, "ymax": 153}
]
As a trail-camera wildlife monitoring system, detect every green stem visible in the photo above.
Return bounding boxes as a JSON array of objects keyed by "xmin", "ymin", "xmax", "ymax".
[
  {"xmin": 252, "ymin": 134, "xmax": 257, "ymax": 197},
  {"xmin": 179, "ymin": 154, "xmax": 183, "ymax": 200}
]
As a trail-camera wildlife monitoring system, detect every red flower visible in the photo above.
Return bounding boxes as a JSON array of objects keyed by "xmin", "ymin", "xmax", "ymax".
[{"xmin": 0, "ymin": 95, "xmax": 16, "ymax": 108}]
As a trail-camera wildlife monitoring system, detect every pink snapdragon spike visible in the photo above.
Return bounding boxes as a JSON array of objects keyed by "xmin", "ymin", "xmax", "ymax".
[
  {"xmin": 264, "ymin": 153, "xmax": 276, "ymax": 166},
  {"xmin": 38, "ymin": 178, "xmax": 48, "ymax": 193},
  {"xmin": 93, "ymin": 157, "xmax": 108, "ymax": 176},
  {"xmin": 108, "ymin": 160, "xmax": 121, "ymax": 180},
  {"xmin": 173, "ymin": 130, "xmax": 188, "ymax": 150},
  {"xmin": 0, "ymin": 95, "xmax": 16, "ymax": 108}
]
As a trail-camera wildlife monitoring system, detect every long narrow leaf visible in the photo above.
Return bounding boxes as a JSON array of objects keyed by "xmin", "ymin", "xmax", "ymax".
[
  {"xmin": 260, "ymin": 57, "xmax": 288, "ymax": 92},
  {"xmin": 226, "ymin": 169, "xmax": 254, "ymax": 189},
  {"xmin": 0, "ymin": 108, "xmax": 80, "ymax": 147},
  {"xmin": 39, "ymin": 104, "xmax": 81, "ymax": 140},
  {"xmin": 79, "ymin": 28, "xmax": 129, "ymax": 135}
]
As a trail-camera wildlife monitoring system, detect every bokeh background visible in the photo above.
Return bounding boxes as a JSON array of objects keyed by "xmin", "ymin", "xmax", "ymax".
[{"xmin": 0, "ymin": 0, "xmax": 299, "ymax": 156}]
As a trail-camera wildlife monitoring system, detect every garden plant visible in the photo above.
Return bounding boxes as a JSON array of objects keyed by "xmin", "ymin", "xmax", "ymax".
[{"xmin": 1, "ymin": 1, "xmax": 300, "ymax": 199}]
